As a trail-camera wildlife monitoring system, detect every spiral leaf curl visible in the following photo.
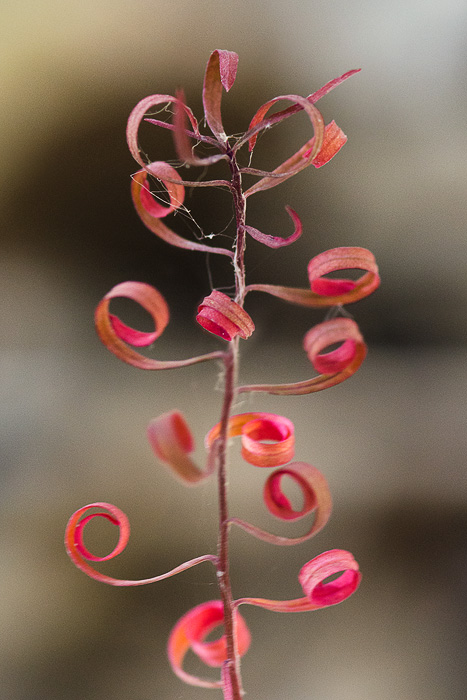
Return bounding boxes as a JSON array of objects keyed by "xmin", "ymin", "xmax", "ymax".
[{"xmin": 65, "ymin": 503, "xmax": 217, "ymax": 586}]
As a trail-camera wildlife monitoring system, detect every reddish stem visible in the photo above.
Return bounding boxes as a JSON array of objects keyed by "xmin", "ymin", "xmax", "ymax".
[{"xmin": 215, "ymin": 146, "xmax": 247, "ymax": 699}]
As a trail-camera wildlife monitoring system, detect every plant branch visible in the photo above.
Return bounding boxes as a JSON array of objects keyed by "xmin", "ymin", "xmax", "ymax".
[{"xmin": 215, "ymin": 144, "xmax": 247, "ymax": 700}]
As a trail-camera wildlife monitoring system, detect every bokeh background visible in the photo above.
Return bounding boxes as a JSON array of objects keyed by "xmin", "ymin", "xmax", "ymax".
[{"xmin": 2, "ymin": 1, "xmax": 467, "ymax": 699}]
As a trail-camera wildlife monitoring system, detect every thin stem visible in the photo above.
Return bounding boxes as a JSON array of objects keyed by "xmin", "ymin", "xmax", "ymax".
[
  {"xmin": 216, "ymin": 342, "xmax": 242, "ymax": 698},
  {"xmin": 228, "ymin": 148, "xmax": 247, "ymax": 305},
  {"xmin": 215, "ymin": 145, "xmax": 247, "ymax": 700}
]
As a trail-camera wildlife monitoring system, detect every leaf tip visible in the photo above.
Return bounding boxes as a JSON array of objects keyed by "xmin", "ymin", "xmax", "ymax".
[{"xmin": 216, "ymin": 50, "xmax": 239, "ymax": 92}]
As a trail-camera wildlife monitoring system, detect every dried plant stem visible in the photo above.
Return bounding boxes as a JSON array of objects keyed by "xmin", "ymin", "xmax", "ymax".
[
  {"xmin": 215, "ymin": 148, "xmax": 247, "ymax": 699},
  {"xmin": 217, "ymin": 341, "xmax": 242, "ymax": 698}
]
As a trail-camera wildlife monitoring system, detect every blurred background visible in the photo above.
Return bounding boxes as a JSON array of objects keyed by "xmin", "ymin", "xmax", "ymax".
[{"xmin": 1, "ymin": 1, "xmax": 466, "ymax": 699}]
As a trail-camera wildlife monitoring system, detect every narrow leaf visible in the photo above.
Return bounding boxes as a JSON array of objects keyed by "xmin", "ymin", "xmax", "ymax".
[
  {"xmin": 235, "ymin": 549, "xmax": 361, "ymax": 613},
  {"xmin": 203, "ymin": 49, "xmax": 239, "ymax": 143},
  {"xmin": 131, "ymin": 169, "xmax": 234, "ymax": 258},
  {"xmin": 229, "ymin": 461, "xmax": 332, "ymax": 546},
  {"xmin": 244, "ymin": 121, "xmax": 345, "ymax": 197},
  {"xmin": 127, "ymin": 93, "xmax": 200, "ymax": 168},
  {"xmin": 147, "ymin": 410, "xmax": 218, "ymax": 485},
  {"xmin": 95, "ymin": 281, "xmax": 224, "ymax": 370},
  {"xmin": 138, "ymin": 161, "xmax": 185, "ymax": 218},
  {"xmin": 244, "ymin": 206, "xmax": 302, "ymax": 248},
  {"xmin": 206, "ymin": 412, "xmax": 295, "ymax": 468},
  {"xmin": 65, "ymin": 502, "xmax": 217, "ymax": 586},
  {"xmin": 196, "ymin": 290, "xmax": 255, "ymax": 340},
  {"xmin": 236, "ymin": 95, "xmax": 325, "ymax": 185},
  {"xmin": 168, "ymin": 600, "xmax": 250, "ymax": 688},
  {"xmin": 245, "ymin": 246, "xmax": 380, "ymax": 306},
  {"xmin": 245, "ymin": 69, "xmax": 360, "ymax": 153},
  {"xmin": 238, "ymin": 318, "xmax": 367, "ymax": 395},
  {"xmin": 308, "ymin": 246, "xmax": 380, "ymax": 297},
  {"xmin": 307, "ymin": 120, "xmax": 347, "ymax": 167},
  {"xmin": 172, "ymin": 87, "xmax": 229, "ymax": 166}
]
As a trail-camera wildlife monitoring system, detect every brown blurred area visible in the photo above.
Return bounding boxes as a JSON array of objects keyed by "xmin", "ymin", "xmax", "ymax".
[{"xmin": 1, "ymin": 2, "xmax": 467, "ymax": 699}]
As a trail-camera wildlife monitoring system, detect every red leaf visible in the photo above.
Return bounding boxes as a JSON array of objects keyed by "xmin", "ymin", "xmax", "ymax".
[
  {"xmin": 168, "ymin": 600, "xmax": 250, "ymax": 688},
  {"xmin": 244, "ymin": 206, "xmax": 302, "ymax": 248},
  {"xmin": 238, "ymin": 318, "xmax": 367, "ymax": 395},
  {"xmin": 147, "ymin": 410, "xmax": 218, "ymax": 485},
  {"xmin": 95, "ymin": 281, "xmax": 224, "ymax": 370},
  {"xmin": 131, "ymin": 169, "xmax": 234, "ymax": 258},
  {"xmin": 206, "ymin": 412, "xmax": 295, "ymax": 468},
  {"xmin": 235, "ymin": 549, "xmax": 361, "ymax": 612},
  {"xmin": 203, "ymin": 49, "xmax": 239, "ymax": 143},
  {"xmin": 196, "ymin": 290, "xmax": 255, "ymax": 341}
]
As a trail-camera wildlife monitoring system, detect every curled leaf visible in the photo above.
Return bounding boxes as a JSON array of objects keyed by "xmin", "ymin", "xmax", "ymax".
[
  {"xmin": 127, "ymin": 93, "xmax": 201, "ymax": 168},
  {"xmin": 245, "ymin": 246, "xmax": 379, "ymax": 307},
  {"xmin": 244, "ymin": 120, "xmax": 345, "ymax": 197},
  {"xmin": 307, "ymin": 120, "xmax": 348, "ymax": 168},
  {"xmin": 235, "ymin": 549, "xmax": 361, "ymax": 613},
  {"xmin": 307, "ymin": 68, "xmax": 361, "ymax": 102},
  {"xmin": 206, "ymin": 412, "xmax": 295, "ymax": 467},
  {"xmin": 171, "ymin": 87, "xmax": 230, "ymax": 167},
  {"xmin": 264, "ymin": 462, "xmax": 331, "ymax": 523},
  {"xmin": 235, "ymin": 95, "xmax": 324, "ymax": 194},
  {"xmin": 131, "ymin": 169, "xmax": 234, "ymax": 257},
  {"xmin": 238, "ymin": 317, "xmax": 366, "ymax": 395},
  {"xmin": 168, "ymin": 600, "xmax": 250, "ymax": 688},
  {"xmin": 95, "ymin": 281, "xmax": 224, "ymax": 370},
  {"xmin": 243, "ymin": 94, "xmax": 323, "ymax": 155},
  {"xmin": 308, "ymin": 246, "xmax": 380, "ymax": 300},
  {"xmin": 147, "ymin": 410, "xmax": 218, "ymax": 485},
  {"xmin": 203, "ymin": 49, "xmax": 239, "ymax": 143},
  {"xmin": 65, "ymin": 502, "xmax": 217, "ymax": 586},
  {"xmin": 229, "ymin": 461, "xmax": 332, "ymax": 546},
  {"xmin": 304, "ymin": 317, "xmax": 364, "ymax": 373},
  {"xmin": 244, "ymin": 206, "xmax": 302, "ymax": 248},
  {"xmin": 196, "ymin": 291, "xmax": 255, "ymax": 341},
  {"xmin": 244, "ymin": 68, "xmax": 360, "ymax": 153},
  {"xmin": 138, "ymin": 161, "xmax": 185, "ymax": 218},
  {"xmin": 299, "ymin": 550, "xmax": 361, "ymax": 607}
]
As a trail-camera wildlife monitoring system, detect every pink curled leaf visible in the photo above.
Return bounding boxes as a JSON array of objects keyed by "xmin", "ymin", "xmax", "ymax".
[
  {"xmin": 235, "ymin": 549, "xmax": 361, "ymax": 613},
  {"xmin": 264, "ymin": 462, "xmax": 331, "ymax": 523},
  {"xmin": 196, "ymin": 291, "xmax": 255, "ymax": 341},
  {"xmin": 137, "ymin": 161, "xmax": 185, "ymax": 218},
  {"xmin": 229, "ymin": 461, "xmax": 332, "ymax": 546},
  {"xmin": 245, "ymin": 69, "xmax": 360, "ymax": 153},
  {"xmin": 65, "ymin": 503, "xmax": 217, "ymax": 586},
  {"xmin": 203, "ymin": 50, "xmax": 239, "ymax": 143},
  {"xmin": 308, "ymin": 247, "xmax": 380, "ymax": 300},
  {"xmin": 167, "ymin": 600, "xmax": 250, "ymax": 688},
  {"xmin": 299, "ymin": 550, "xmax": 361, "ymax": 607},
  {"xmin": 131, "ymin": 169, "xmax": 234, "ymax": 258},
  {"xmin": 147, "ymin": 410, "xmax": 218, "ymax": 486},
  {"xmin": 303, "ymin": 317, "xmax": 365, "ymax": 374},
  {"xmin": 243, "ymin": 95, "xmax": 324, "ymax": 156},
  {"xmin": 238, "ymin": 317, "xmax": 366, "ymax": 396},
  {"xmin": 206, "ymin": 412, "xmax": 295, "ymax": 467},
  {"xmin": 235, "ymin": 95, "xmax": 324, "ymax": 192},
  {"xmin": 244, "ymin": 121, "xmax": 345, "ymax": 198},
  {"xmin": 172, "ymin": 87, "xmax": 230, "ymax": 167},
  {"xmin": 127, "ymin": 93, "xmax": 200, "ymax": 168},
  {"xmin": 244, "ymin": 206, "xmax": 302, "ymax": 248},
  {"xmin": 307, "ymin": 120, "xmax": 348, "ymax": 167},
  {"xmin": 245, "ymin": 246, "xmax": 379, "ymax": 307},
  {"xmin": 307, "ymin": 68, "xmax": 361, "ymax": 102},
  {"xmin": 95, "ymin": 281, "xmax": 224, "ymax": 370},
  {"xmin": 173, "ymin": 88, "xmax": 196, "ymax": 165}
]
